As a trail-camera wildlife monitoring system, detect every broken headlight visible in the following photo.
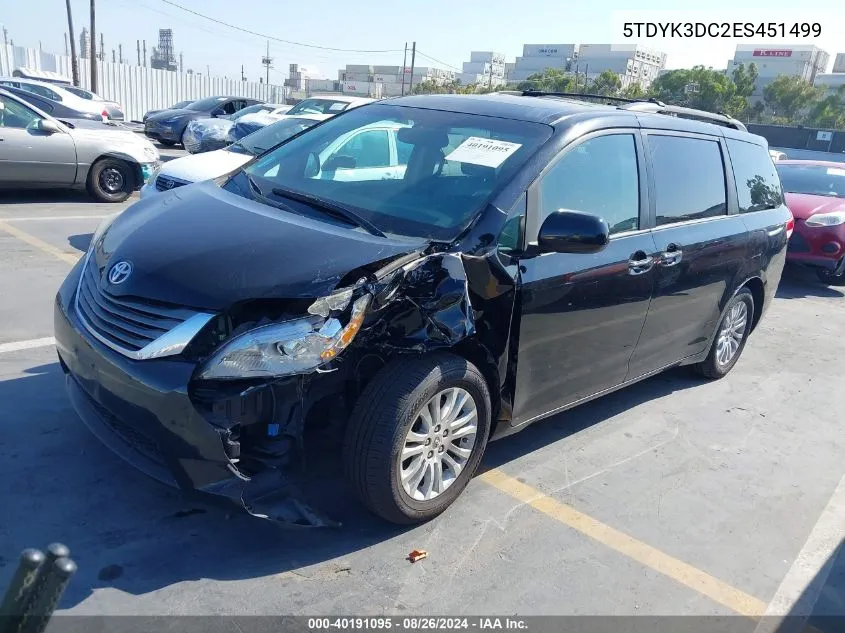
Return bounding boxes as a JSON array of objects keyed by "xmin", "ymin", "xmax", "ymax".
[{"xmin": 197, "ymin": 294, "xmax": 371, "ymax": 380}]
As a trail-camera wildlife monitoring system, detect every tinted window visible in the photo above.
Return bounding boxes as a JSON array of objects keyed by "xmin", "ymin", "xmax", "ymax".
[
  {"xmin": 0, "ymin": 96, "xmax": 41, "ymax": 128},
  {"xmin": 649, "ymin": 135, "xmax": 726, "ymax": 225},
  {"xmin": 287, "ymin": 99, "xmax": 350, "ymax": 115},
  {"xmin": 776, "ymin": 164, "xmax": 845, "ymax": 199},
  {"xmin": 335, "ymin": 129, "xmax": 391, "ymax": 168},
  {"xmin": 233, "ymin": 117, "xmax": 318, "ymax": 155},
  {"xmin": 727, "ymin": 139, "xmax": 784, "ymax": 212},
  {"xmin": 186, "ymin": 96, "xmax": 228, "ymax": 111},
  {"xmin": 540, "ymin": 134, "xmax": 640, "ymax": 235},
  {"xmin": 19, "ymin": 83, "xmax": 61, "ymax": 101}
]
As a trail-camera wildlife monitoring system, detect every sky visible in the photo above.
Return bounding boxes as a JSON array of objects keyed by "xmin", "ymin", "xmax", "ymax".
[{"xmin": 1, "ymin": 0, "xmax": 842, "ymax": 82}]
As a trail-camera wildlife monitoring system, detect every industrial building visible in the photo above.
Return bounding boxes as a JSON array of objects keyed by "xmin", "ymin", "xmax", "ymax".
[
  {"xmin": 150, "ymin": 29, "xmax": 177, "ymax": 72},
  {"xmin": 508, "ymin": 44, "xmax": 665, "ymax": 88},
  {"xmin": 334, "ymin": 64, "xmax": 454, "ymax": 97},
  {"xmin": 729, "ymin": 45, "xmax": 830, "ymax": 98},
  {"xmin": 833, "ymin": 53, "xmax": 845, "ymax": 74},
  {"xmin": 457, "ymin": 52, "xmax": 507, "ymax": 88},
  {"xmin": 79, "ymin": 28, "xmax": 90, "ymax": 59},
  {"xmin": 815, "ymin": 54, "xmax": 845, "ymax": 92}
]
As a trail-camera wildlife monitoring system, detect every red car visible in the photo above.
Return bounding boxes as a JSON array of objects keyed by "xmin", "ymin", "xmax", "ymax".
[{"xmin": 776, "ymin": 160, "xmax": 845, "ymax": 285}]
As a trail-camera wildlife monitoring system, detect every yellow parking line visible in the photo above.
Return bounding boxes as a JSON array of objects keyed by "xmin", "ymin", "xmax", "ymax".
[
  {"xmin": 479, "ymin": 468, "xmax": 768, "ymax": 618},
  {"xmin": 0, "ymin": 221, "xmax": 81, "ymax": 265}
]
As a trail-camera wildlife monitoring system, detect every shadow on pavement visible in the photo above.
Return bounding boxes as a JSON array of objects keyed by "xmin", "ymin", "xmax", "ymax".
[
  {"xmin": 0, "ymin": 190, "xmax": 102, "ymax": 205},
  {"xmin": 68, "ymin": 233, "xmax": 93, "ymax": 253},
  {"xmin": 0, "ymin": 357, "xmax": 703, "ymax": 610},
  {"xmin": 776, "ymin": 265, "xmax": 845, "ymax": 300}
]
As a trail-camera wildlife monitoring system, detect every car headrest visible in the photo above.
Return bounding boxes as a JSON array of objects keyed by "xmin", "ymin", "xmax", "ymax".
[{"xmin": 397, "ymin": 127, "xmax": 449, "ymax": 149}]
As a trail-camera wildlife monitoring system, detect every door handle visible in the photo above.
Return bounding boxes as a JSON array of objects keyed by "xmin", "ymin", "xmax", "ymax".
[
  {"xmin": 628, "ymin": 251, "xmax": 654, "ymax": 276},
  {"xmin": 659, "ymin": 244, "xmax": 683, "ymax": 267}
]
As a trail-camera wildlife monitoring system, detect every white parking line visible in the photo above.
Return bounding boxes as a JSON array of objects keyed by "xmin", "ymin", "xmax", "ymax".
[
  {"xmin": 1, "ymin": 215, "xmax": 108, "ymax": 222},
  {"xmin": 753, "ymin": 473, "xmax": 845, "ymax": 633},
  {"xmin": 0, "ymin": 337, "xmax": 56, "ymax": 354}
]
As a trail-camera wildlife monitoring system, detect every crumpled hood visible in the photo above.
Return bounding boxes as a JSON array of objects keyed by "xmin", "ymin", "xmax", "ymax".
[
  {"xmin": 784, "ymin": 192, "xmax": 845, "ymax": 221},
  {"xmin": 95, "ymin": 180, "xmax": 426, "ymax": 310},
  {"xmin": 157, "ymin": 148, "xmax": 250, "ymax": 183}
]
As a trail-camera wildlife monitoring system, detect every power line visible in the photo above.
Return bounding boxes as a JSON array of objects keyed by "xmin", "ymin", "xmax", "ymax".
[
  {"xmin": 158, "ymin": 0, "xmax": 404, "ymax": 53},
  {"xmin": 415, "ymin": 49, "xmax": 462, "ymax": 72}
]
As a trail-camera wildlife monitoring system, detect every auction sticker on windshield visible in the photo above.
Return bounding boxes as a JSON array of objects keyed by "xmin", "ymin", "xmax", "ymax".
[{"xmin": 445, "ymin": 137, "xmax": 522, "ymax": 168}]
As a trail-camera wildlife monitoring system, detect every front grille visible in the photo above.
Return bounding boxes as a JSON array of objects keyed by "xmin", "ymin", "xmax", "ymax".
[
  {"xmin": 788, "ymin": 231, "xmax": 811, "ymax": 253},
  {"xmin": 155, "ymin": 175, "xmax": 189, "ymax": 191},
  {"xmin": 76, "ymin": 256, "xmax": 195, "ymax": 353},
  {"xmin": 85, "ymin": 391, "xmax": 164, "ymax": 465}
]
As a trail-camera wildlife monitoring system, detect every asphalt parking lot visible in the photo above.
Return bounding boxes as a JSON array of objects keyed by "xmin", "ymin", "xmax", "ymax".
[{"xmin": 1, "ymin": 153, "xmax": 843, "ymax": 627}]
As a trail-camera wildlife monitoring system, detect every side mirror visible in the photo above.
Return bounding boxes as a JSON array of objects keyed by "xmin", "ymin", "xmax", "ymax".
[
  {"xmin": 37, "ymin": 119, "xmax": 63, "ymax": 134},
  {"xmin": 538, "ymin": 209, "xmax": 610, "ymax": 254},
  {"xmin": 323, "ymin": 155, "xmax": 356, "ymax": 172}
]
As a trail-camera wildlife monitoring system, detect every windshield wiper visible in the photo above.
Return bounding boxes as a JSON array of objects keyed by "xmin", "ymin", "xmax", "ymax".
[{"xmin": 270, "ymin": 186, "xmax": 386, "ymax": 237}]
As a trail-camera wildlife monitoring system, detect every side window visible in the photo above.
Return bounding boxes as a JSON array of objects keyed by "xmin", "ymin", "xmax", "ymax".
[
  {"xmin": 498, "ymin": 195, "xmax": 526, "ymax": 253},
  {"xmin": 21, "ymin": 84, "xmax": 60, "ymax": 101},
  {"xmin": 649, "ymin": 135, "xmax": 727, "ymax": 226},
  {"xmin": 221, "ymin": 101, "xmax": 237, "ymax": 115},
  {"xmin": 0, "ymin": 96, "xmax": 41, "ymax": 129},
  {"xmin": 539, "ymin": 134, "xmax": 640, "ymax": 235},
  {"xmin": 726, "ymin": 139, "xmax": 784, "ymax": 212},
  {"xmin": 396, "ymin": 136, "xmax": 413, "ymax": 166},
  {"xmin": 336, "ymin": 130, "xmax": 391, "ymax": 168}
]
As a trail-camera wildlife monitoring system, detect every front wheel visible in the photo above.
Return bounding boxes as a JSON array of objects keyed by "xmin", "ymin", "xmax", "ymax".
[
  {"xmin": 343, "ymin": 353, "xmax": 491, "ymax": 524},
  {"xmin": 692, "ymin": 287, "xmax": 754, "ymax": 379},
  {"xmin": 86, "ymin": 158, "xmax": 134, "ymax": 203},
  {"xmin": 816, "ymin": 266, "xmax": 845, "ymax": 286}
]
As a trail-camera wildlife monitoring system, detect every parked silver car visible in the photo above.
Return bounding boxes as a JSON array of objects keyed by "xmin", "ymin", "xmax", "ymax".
[{"xmin": 0, "ymin": 89, "xmax": 159, "ymax": 202}]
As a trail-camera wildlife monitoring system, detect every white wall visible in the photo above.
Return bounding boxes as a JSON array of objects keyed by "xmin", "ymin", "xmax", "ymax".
[{"xmin": 1, "ymin": 45, "xmax": 286, "ymax": 121}]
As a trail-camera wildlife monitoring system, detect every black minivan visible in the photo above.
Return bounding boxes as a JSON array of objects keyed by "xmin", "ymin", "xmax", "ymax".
[{"xmin": 54, "ymin": 93, "xmax": 792, "ymax": 525}]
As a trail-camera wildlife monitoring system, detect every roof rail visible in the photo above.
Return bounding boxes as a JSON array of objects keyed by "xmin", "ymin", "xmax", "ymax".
[
  {"xmin": 521, "ymin": 90, "xmax": 642, "ymax": 104},
  {"xmin": 618, "ymin": 101, "xmax": 747, "ymax": 131}
]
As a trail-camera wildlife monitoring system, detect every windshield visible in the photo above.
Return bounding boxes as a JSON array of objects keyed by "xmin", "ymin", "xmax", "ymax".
[
  {"xmin": 228, "ymin": 103, "xmax": 552, "ymax": 240},
  {"xmin": 187, "ymin": 96, "xmax": 229, "ymax": 111},
  {"xmin": 287, "ymin": 98, "xmax": 352, "ymax": 115},
  {"xmin": 231, "ymin": 117, "xmax": 320, "ymax": 156},
  {"xmin": 64, "ymin": 86, "xmax": 100, "ymax": 100},
  {"xmin": 231, "ymin": 103, "xmax": 271, "ymax": 119},
  {"xmin": 776, "ymin": 164, "xmax": 845, "ymax": 198},
  {"xmin": 173, "ymin": 100, "xmax": 194, "ymax": 109}
]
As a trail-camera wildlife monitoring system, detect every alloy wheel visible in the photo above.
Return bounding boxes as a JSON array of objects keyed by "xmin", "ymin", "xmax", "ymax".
[
  {"xmin": 398, "ymin": 387, "xmax": 478, "ymax": 502},
  {"xmin": 99, "ymin": 167, "xmax": 125, "ymax": 193},
  {"xmin": 716, "ymin": 301, "xmax": 748, "ymax": 366}
]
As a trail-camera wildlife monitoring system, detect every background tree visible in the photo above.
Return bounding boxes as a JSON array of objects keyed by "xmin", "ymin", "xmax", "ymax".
[
  {"xmin": 589, "ymin": 70, "xmax": 622, "ymax": 96},
  {"xmin": 727, "ymin": 62, "xmax": 758, "ymax": 120},
  {"xmin": 650, "ymin": 66, "xmax": 737, "ymax": 114},
  {"xmin": 763, "ymin": 75, "xmax": 821, "ymax": 124},
  {"xmin": 620, "ymin": 83, "xmax": 648, "ymax": 99},
  {"xmin": 805, "ymin": 85, "xmax": 845, "ymax": 130},
  {"xmin": 515, "ymin": 68, "xmax": 575, "ymax": 93}
]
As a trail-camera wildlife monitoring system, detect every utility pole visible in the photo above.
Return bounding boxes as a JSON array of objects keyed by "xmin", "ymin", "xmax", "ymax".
[
  {"xmin": 408, "ymin": 41, "xmax": 416, "ymax": 94},
  {"xmin": 90, "ymin": 0, "xmax": 98, "ymax": 92},
  {"xmin": 400, "ymin": 42, "xmax": 408, "ymax": 96},
  {"xmin": 142, "ymin": 40, "xmax": 146, "ymax": 66},
  {"xmin": 582, "ymin": 63, "xmax": 589, "ymax": 93},
  {"xmin": 118, "ymin": 43, "xmax": 123, "ymax": 64},
  {"xmin": 136, "ymin": 40, "xmax": 140, "ymax": 66},
  {"xmin": 64, "ymin": 0, "xmax": 80, "ymax": 86},
  {"xmin": 112, "ymin": 49, "xmax": 115, "ymax": 63},
  {"xmin": 261, "ymin": 40, "xmax": 272, "ymax": 86},
  {"xmin": 241, "ymin": 65, "xmax": 245, "ymax": 81},
  {"xmin": 64, "ymin": 33, "xmax": 68, "ymax": 55},
  {"xmin": 206, "ymin": 64, "xmax": 210, "ymax": 76},
  {"xmin": 179, "ymin": 52, "xmax": 183, "ymax": 72},
  {"xmin": 487, "ymin": 60, "xmax": 493, "ymax": 92},
  {"xmin": 99, "ymin": 33, "xmax": 104, "ymax": 61}
]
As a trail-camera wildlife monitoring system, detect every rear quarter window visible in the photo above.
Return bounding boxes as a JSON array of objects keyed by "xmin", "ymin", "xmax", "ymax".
[
  {"xmin": 726, "ymin": 139, "xmax": 784, "ymax": 213},
  {"xmin": 648, "ymin": 134, "xmax": 727, "ymax": 226}
]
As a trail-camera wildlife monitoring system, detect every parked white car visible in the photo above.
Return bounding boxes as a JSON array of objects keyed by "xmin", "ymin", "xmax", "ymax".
[
  {"xmin": 0, "ymin": 78, "xmax": 119, "ymax": 121},
  {"xmin": 769, "ymin": 149, "xmax": 787, "ymax": 161},
  {"xmin": 285, "ymin": 95, "xmax": 374, "ymax": 115},
  {"xmin": 141, "ymin": 114, "xmax": 328, "ymax": 198}
]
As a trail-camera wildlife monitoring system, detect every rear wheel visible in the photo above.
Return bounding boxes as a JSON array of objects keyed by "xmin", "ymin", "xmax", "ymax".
[
  {"xmin": 815, "ymin": 266, "xmax": 845, "ymax": 286},
  {"xmin": 692, "ymin": 288, "xmax": 754, "ymax": 379},
  {"xmin": 343, "ymin": 353, "xmax": 491, "ymax": 524},
  {"xmin": 87, "ymin": 158, "xmax": 134, "ymax": 203}
]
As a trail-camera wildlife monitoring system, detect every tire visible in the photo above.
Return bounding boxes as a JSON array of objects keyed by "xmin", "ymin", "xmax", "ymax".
[
  {"xmin": 180, "ymin": 129, "xmax": 189, "ymax": 148},
  {"xmin": 692, "ymin": 287, "xmax": 754, "ymax": 380},
  {"xmin": 158, "ymin": 139, "xmax": 176, "ymax": 147},
  {"xmin": 86, "ymin": 158, "xmax": 134, "ymax": 203},
  {"xmin": 815, "ymin": 266, "xmax": 845, "ymax": 286},
  {"xmin": 343, "ymin": 353, "xmax": 491, "ymax": 524}
]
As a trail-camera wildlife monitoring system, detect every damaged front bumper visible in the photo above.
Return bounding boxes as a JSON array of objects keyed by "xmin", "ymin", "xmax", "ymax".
[{"xmin": 54, "ymin": 266, "xmax": 338, "ymax": 527}]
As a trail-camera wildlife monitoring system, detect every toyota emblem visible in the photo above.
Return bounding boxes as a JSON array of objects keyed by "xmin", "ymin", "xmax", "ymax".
[{"xmin": 108, "ymin": 261, "xmax": 133, "ymax": 285}]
